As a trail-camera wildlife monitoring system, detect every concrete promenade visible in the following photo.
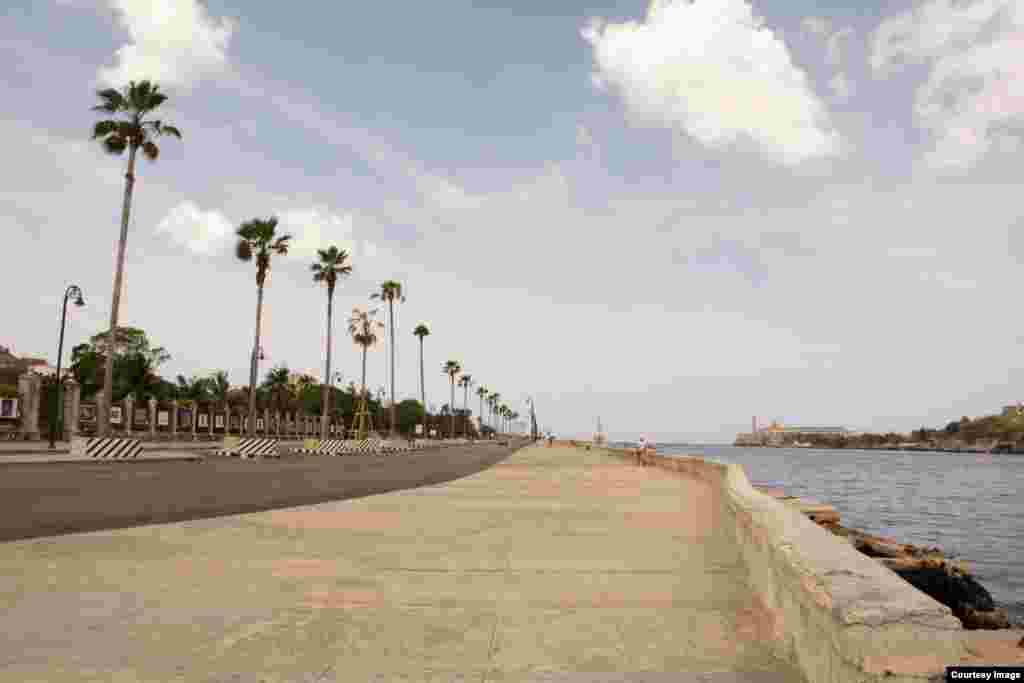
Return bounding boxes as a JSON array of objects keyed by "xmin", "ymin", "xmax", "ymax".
[{"xmin": 0, "ymin": 442, "xmax": 804, "ymax": 682}]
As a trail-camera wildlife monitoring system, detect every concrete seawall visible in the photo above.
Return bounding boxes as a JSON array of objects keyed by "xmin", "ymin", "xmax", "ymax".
[{"xmin": 598, "ymin": 444, "xmax": 1024, "ymax": 681}]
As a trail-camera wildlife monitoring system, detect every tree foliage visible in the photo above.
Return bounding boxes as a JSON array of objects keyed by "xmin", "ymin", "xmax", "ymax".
[{"xmin": 71, "ymin": 326, "xmax": 171, "ymax": 401}]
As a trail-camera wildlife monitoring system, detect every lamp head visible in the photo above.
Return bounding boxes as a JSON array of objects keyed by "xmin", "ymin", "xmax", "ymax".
[{"xmin": 69, "ymin": 285, "xmax": 85, "ymax": 307}]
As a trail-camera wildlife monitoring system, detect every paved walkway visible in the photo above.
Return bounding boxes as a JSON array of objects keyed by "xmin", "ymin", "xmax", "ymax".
[{"xmin": 0, "ymin": 443, "xmax": 804, "ymax": 682}]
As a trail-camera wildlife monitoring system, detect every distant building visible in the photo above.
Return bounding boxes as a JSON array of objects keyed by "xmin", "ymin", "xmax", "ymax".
[
  {"xmin": 761, "ymin": 421, "xmax": 852, "ymax": 436},
  {"xmin": 0, "ymin": 346, "xmax": 55, "ymax": 379}
]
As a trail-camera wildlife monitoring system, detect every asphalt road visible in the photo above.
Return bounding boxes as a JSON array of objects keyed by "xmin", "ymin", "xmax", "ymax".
[{"xmin": 0, "ymin": 439, "xmax": 526, "ymax": 542}]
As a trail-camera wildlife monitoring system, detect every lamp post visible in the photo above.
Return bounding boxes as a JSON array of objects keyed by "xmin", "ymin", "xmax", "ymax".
[{"xmin": 50, "ymin": 285, "xmax": 85, "ymax": 449}]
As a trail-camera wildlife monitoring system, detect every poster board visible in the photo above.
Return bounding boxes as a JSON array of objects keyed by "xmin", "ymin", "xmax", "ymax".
[
  {"xmin": 157, "ymin": 410, "xmax": 169, "ymax": 427},
  {"xmin": 110, "ymin": 406, "xmax": 123, "ymax": 425},
  {"xmin": 198, "ymin": 413, "xmax": 209, "ymax": 428},
  {"xmin": 0, "ymin": 398, "xmax": 18, "ymax": 419}
]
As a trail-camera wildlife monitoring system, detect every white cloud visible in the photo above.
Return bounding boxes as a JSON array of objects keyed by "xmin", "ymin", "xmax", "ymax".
[
  {"xmin": 829, "ymin": 72, "xmax": 853, "ymax": 99},
  {"xmin": 871, "ymin": 0, "xmax": 1024, "ymax": 170},
  {"xmin": 801, "ymin": 16, "xmax": 832, "ymax": 38},
  {"xmin": 276, "ymin": 206, "xmax": 357, "ymax": 258},
  {"xmin": 98, "ymin": 0, "xmax": 236, "ymax": 88},
  {"xmin": 826, "ymin": 27, "xmax": 856, "ymax": 65},
  {"xmin": 154, "ymin": 200, "xmax": 232, "ymax": 253},
  {"xmin": 582, "ymin": 0, "xmax": 842, "ymax": 165}
]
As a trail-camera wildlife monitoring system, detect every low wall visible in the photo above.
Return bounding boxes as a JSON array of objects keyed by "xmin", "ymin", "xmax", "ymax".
[{"xmin": 601, "ymin": 447, "xmax": 973, "ymax": 683}]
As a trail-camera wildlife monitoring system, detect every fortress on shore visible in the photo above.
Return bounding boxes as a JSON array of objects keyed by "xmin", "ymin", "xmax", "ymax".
[{"xmin": 735, "ymin": 417, "xmax": 856, "ymax": 446}]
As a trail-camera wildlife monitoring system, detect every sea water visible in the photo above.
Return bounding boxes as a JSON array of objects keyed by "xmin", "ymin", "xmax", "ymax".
[{"xmin": 612, "ymin": 442, "xmax": 1024, "ymax": 622}]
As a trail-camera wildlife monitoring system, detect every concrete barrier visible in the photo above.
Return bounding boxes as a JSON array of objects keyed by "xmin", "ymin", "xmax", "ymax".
[{"xmin": 601, "ymin": 447, "xmax": 975, "ymax": 683}]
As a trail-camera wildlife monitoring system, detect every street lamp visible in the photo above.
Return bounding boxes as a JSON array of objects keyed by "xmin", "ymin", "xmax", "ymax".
[{"xmin": 50, "ymin": 285, "xmax": 84, "ymax": 449}]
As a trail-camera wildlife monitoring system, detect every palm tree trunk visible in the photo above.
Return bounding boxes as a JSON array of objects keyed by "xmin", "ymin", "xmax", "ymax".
[
  {"xmin": 359, "ymin": 345, "xmax": 368, "ymax": 438},
  {"xmin": 100, "ymin": 144, "xmax": 138, "ymax": 436},
  {"xmin": 479, "ymin": 395, "xmax": 483, "ymax": 434},
  {"xmin": 462, "ymin": 385, "xmax": 468, "ymax": 437},
  {"xmin": 388, "ymin": 300, "xmax": 396, "ymax": 437},
  {"xmin": 450, "ymin": 378, "xmax": 455, "ymax": 438},
  {"xmin": 419, "ymin": 337, "xmax": 426, "ymax": 437},
  {"xmin": 248, "ymin": 282, "xmax": 264, "ymax": 437},
  {"xmin": 320, "ymin": 289, "xmax": 334, "ymax": 439}
]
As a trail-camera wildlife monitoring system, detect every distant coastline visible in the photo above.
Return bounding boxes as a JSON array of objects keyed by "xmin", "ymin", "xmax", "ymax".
[{"xmin": 734, "ymin": 405, "xmax": 1024, "ymax": 454}]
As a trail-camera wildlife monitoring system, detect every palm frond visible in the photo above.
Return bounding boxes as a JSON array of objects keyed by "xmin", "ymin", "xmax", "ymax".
[
  {"xmin": 102, "ymin": 135, "xmax": 127, "ymax": 155},
  {"xmin": 141, "ymin": 141, "xmax": 159, "ymax": 160},
  {"xmin": 92, "ymin": 120, "xmax": 118, "ymax": 139},
  {"xmin": 160, "ymin": 124, "xmax": 182, "ymax": 139},
  {"xmin": 93, "ymin": 88, "xmax": 125, "ymax": 113},
  {"xmin": 145, "ymin": 92, "xmax": 168, "ymax": 112},
  {"xmin": 235, "ymin": 239, "xmax": 253, "ymax": 261},
  {"xmin": 272, "ymin": 234, "xmax": 292, "ymax": 254}
]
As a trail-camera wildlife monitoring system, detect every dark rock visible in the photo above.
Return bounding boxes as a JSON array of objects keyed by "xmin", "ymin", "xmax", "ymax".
[
  {"xmin": 961, "ymin": 607, "xmax": 1011, "ymax": 630},
  {"xmin": 891, "ymin": 565, "xmax": 997, "ymax": 627}
]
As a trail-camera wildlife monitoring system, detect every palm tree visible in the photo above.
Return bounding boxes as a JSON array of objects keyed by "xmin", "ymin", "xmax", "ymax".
[
  {"xmin": 262, "ymin": 365, "xmax": 292, "ymax": 417},
  {"xmin": 208, "ymin": 370, "xmax": 230, "ymax": 403},
  {"xmin": 348, "ymin": 307, "xmax": 384, "ymax": 436},
  {"xmin": 312, "ymin": 246, "xmax": 353, "ymax": 439},
  {"xmin": 370, "ymin": 281, "xmax": 405, "ymax": 437},
  {"xmin": 458, "ymin": 374, "xmax": 472, "ymax": 437},
  {"xmin": 92, "ymin": 80, "xmax": 182, "ymax": 434},
  {"xmin": 235, "ymin": 217, "xmax": 292, "ymax": 436},
  {"xmin": 443, "ymin": 360, "xmax": 461, "ymax": 438},
  {"xmin": 511, "ymin": 410, "xmax": 520, "ymax": 435},
  {"xmin": 476, "ymin": 385, "xmax": 487, "ymax": 437},
  {"xmin": 490, "ymin": 392, "xmax": 501, "ymax": 432},
  {"xmin": 175, "ymin": 375, "xmax": 210, "ymax": 403},
  {"xmin": 413, "ymin": 323, "xmax": 430, "ymax": 437}
]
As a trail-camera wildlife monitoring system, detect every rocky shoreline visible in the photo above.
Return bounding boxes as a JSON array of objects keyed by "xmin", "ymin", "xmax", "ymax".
[{"xmin": 753, "ymin": 485, "xmax": 1021, "ymax": 631}]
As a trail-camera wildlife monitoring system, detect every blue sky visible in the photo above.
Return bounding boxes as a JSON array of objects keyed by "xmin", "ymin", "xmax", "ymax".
[{"xmin": 5, "ymin": 0, "xmax": 1024, "ymax": 441}]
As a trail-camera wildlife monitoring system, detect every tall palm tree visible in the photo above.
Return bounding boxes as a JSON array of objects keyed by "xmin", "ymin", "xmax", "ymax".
[
  {"xmin": 443, "ymin": 360, "xmax": 461, "ymax": 438},
  {"xmin": 370, "ymin": 281, "xmax": 405, "ymax": 437},
  {"xmin": 476, "ymin": 385, "xmax": 487, "ymax": 436},
  {"xmin": 413, "ymin": 323, "xmax": 430, "ymax": 436},
  {"xmin": 511, "ymin": 410, "xmax": 520, "ymax": 435},
  {"xmin": 490, "ymin": 392, "xmax": 501, "ymax": 432},
  {"xmin": 92, "ymin": 80, "xmax": 182, "ymax": 435},
  {"xmin": 311, "ymin": 246, "xmax": 352, "ymax": 439},
  {"xmin": 458, "ymin": 374, "xmax": 472, "ymax": 437},
  {"xmin": 235, "ymin": 217, "xmax": 292, "ymax": 436},
  {"xmin": 347, "ymin": 307, "xmax": 384, "ymax": 435}
]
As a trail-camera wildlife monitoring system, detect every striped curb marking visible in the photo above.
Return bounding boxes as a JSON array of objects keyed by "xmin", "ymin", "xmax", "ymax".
[
  {"xmin": 216, "ymin": 438, "xmax": 280, "ymax": 458},
  {"xmin": 85, "ymin": 437, "xmax": 144, "ymax": 459}
]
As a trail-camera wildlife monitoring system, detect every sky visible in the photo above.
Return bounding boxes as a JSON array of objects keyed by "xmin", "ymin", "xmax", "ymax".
[{"xmin": 4, "ymin": 0, "xmax": 1024, "ymax": 443}]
